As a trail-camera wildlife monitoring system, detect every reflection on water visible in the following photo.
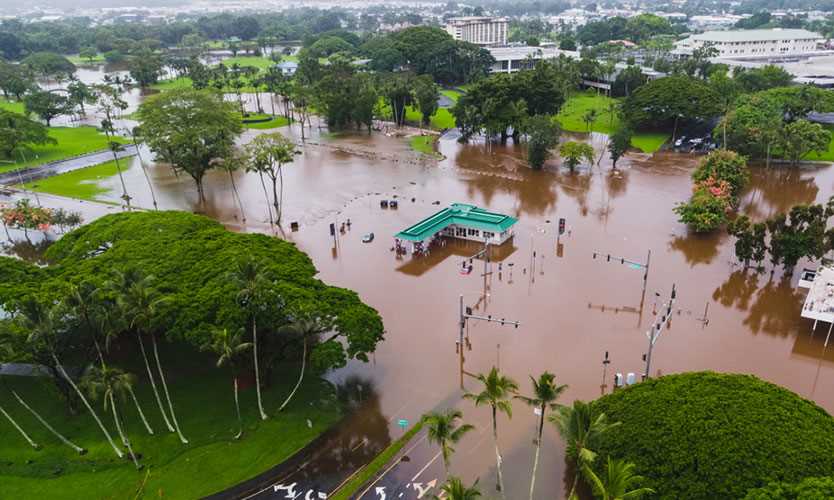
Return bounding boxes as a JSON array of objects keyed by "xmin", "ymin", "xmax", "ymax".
[
  {"xmin": 395, "ymin": 238, "xmax": 518, "ymax": 277},
  {"xmin": 0, "ymin": 232, "xmax": 53, "ymax": 264}
]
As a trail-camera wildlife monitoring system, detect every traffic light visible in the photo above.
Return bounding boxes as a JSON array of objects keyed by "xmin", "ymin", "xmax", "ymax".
[
  {"xmin": 329, "ymin": 223, "xmax": 335, "ymax": 236},
  {"xmin": 558, "ymin": 218, "xmax": 566, "ymax": 235}
]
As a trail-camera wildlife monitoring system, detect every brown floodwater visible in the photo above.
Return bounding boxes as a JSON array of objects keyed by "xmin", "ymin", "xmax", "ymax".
[{"xmin": 21, "ymin": 120, "xmax": 834, "ymax": 498}]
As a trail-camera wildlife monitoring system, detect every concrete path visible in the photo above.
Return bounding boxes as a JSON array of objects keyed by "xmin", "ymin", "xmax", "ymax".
[{"xmin": 0, "ymin": 145, "xmax": 138, "ymax": 186}]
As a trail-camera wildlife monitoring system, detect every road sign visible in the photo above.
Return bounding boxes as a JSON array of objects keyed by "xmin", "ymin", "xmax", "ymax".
[{"xmin": 397, "ymin": 419, "xmax": 409, "ymax": 429}]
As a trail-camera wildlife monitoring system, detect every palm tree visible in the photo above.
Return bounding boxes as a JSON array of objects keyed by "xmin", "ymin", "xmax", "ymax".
[
  {"xmin": 18, "ymin": 299, "xmax": 124, "ymax": 458},
  {"xmin": 276, "ymin": 315, "xmax": 329, "ymax": 412},
  {"xmin": 230, "ymin": 259, "xmax": 269, "ymax": 420},
  {"xmin": 0, "ymin": 401, "xmax": 39, "ymax": 450},
  {"xmin": 582, "ymin": 457, "xmax": 655, "ymax": 500},
  {"xmin": 81, "ymin": 365, "xmax": 142, "ymax": 469},
  {"xmin": 464, "ymin": 367, "xmax": 518, "ymax": 498},
  {"xmin": 516, "ymin": 372, "xmax": 568, "ymax": 500},
  {"xmin": 212, "ymin": 152, "xmax": 247, "ymax": 223},
  {"xmin": 116, "ymin": 271, "xmax": 187, "ymax": 443},
  {"xmin": 203, "ymin": 327, "xmax": 252, "ymax": 439},
  {"xmin": 433, "ymin": 476, "xmax": 481, "ymax": 500},
  {"xmin": 550, "ymin": 400, "xmax": 621, "ymax": 499},
  {"xmin": 12, "ymin": 390, "xmax": 86, "ymax": 454},
  {"xmin": 425, "ymin": 409, "xmax": 475, "ymax": 472}
]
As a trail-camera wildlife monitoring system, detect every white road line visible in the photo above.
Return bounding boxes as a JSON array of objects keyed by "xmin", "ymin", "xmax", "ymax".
[
  {"xmin": 410, "ymin": 450, "xmax": 442, "ymax": 482},
  {"xmin": 357, "ymin": 432, "xmax": 429, "ymax": 498}
]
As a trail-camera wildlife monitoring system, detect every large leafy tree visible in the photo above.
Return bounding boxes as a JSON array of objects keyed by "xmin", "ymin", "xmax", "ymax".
[
  {"xmin": 525, "ymin": 115, "xmax": 560, "ymax": 170},
  {"xmin": 128, "ymin": 49, "xmax": 164, "ymax": 88},
  {"xmin": 0, "ymin": 60, "xmax": 33, "ymax": 101},
  {"xmin": 244, "ymin": 132, "xmax": 300, "ymax": 224},
  {"xmin": 559, "ymin": 141, "xmax": 595, "ymax": 171},
  {"xmin": 137, "ymin": 89, "xmax": 242, "ymax": 204},
  {"xmin": 0, "ymin": 110, "xmax": 55, "ymax": 159},
  {"xmin": 414, "ymin": 74, "xmax": 439, "ymax": 128},
  {"xmin": 21, "ymin": 52, "xmax": 76, "ymax": 82},
  {"xmin": 24, "ymin": 90, "xmax": 69, "ymax": 127},
  {"xmin": 622, "ymin": 75, "xmax": 719, "ymax": 140},
  {"xmin": 780, "ymin": 119, "xmax": 831, "ymax": 165}
]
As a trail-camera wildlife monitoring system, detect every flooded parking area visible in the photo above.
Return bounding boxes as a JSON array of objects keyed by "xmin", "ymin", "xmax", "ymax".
[{"xmin": 10, "ymin": 120, "xmax": 834, "ymax": 498}]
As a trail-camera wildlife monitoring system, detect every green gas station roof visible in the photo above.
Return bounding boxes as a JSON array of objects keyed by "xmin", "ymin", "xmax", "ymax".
[{"xmin": 395, "ymin": 203, "xmax": 518, "ymax": 242}]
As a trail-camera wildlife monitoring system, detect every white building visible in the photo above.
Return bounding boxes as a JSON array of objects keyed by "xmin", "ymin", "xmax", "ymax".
[
  {"xmin": 675, "ymin": 28, "xmax": 823, "ymax": 59},
  {"xmin": 487, "ymin": 46, "xmax": 580, "ymax": 73},
  {"xmin": 445, "ymin": 16, "xmax": 509, "ymax": 46}
]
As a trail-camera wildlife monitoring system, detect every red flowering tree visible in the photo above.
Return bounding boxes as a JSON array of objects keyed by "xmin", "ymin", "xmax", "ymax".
[{"xmin": 0, "ymin": 199, "xmax": 53, "ymax": 240}]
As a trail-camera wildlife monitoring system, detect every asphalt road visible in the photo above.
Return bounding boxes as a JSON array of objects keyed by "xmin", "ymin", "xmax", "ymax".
[{"xmin": 0, "ymin": 145, "xmax": 138, "ymax": 186}]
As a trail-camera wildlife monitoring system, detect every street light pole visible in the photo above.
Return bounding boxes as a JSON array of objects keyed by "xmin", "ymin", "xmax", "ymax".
[{"xmin": 643, "ymin": 284, "xmax": 676, "ymax": 380}]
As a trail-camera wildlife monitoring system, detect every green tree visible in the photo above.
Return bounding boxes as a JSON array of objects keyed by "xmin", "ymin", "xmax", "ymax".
[
  {"xmin": 622, "ymin": 75, "xmax": 719, "ymax": 141},
  {"xmin": 608, "ymin": 127, "xmax": 632, "ymax": 169},
  {"xmin": 137, "ymin": 89, "xmax": 243, "ymax": 204},
  {"xmin": 81, "ymin": 365, "xmax": 142, "ymax": 469},
  {"xmin": 692, "ymin": 149, "xmax": 749, "ymax": 198},
  {"xmin": 424, "ymin": 408, "xmax": 475, "ymax": 471},
  {"xmin": 525, "ymin": 115, "xmax": 560, "ymax": 170},
  {"xmin": 203, "ymin": 327, "xmax": 252, "ymax": 439},
  {"xmin": 780, "ymin": 119, "xmax": 831, "ymax": 165},
  {"xmin": 582, "ymin": 456, "xmax": 655, "ymax": 500},
  {"xmin": 79, "ymin": 47, "xmax": 98, "ymax": 63},
  {"xmin": 94, "ymin": 84, "xmax": 131, "ymax": 208},
  {"xmin": 559, "ymin": 141, "xmax": 595, "ymax": 171},
  {"xmin": 381, "ymin": 72, "xmax": 414, "ymax": 128},
  {"xmin": 434, "ymin": 476, "xmax": 481, "ymax": 500},
  {"xmin": 674, "ymin": 187, "xmax": 729, "ymax": 233},
  {"xmin": 245, "ymin": 132, "xmax": 300, "ymax": 224},
  {"xmin": 67, "ymin": 80, "xmax": 96, "ymax": 115},
  {"xmin": 414, "ymin": 74, "xmax": 439, "ymax": 128},
  {"xmin": 0, "ymin": 60, "xmax": 33, "ymax": 101},
  {"xmin": 0, "ymin": 110, "xmax": 55, "ymax": 159},
  {"xmin": 464, "ymin": 367, "xmax": 518, "ymax": 498},
  {"xmin": 24, "ymin": 90, "xmax": 69, "ymax": 127},
  {"xmin": 549, "ymin": 400, "xmax": 621, "ymax": 500},
  {"xmin": 21, "ymin": 52, "xmax": 76, "ymax": 83},
  {"xmin": 516, "ymin": 372, "xmax": 567, "ymax": 500},
  {"xmin": 582, "ymin": 109, "xmax": 598, "ymax": 132},
  {"xmin": 128, "ymin": 49, "xmax": 163, "ymax": 88}
]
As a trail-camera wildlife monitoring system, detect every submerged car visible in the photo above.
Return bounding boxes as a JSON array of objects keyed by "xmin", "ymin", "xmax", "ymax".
[{"xmin": 362, "ymin": 233, "xmax": 374, "ymax": 243}]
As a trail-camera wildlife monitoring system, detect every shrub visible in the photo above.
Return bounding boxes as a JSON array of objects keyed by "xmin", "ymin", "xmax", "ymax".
[
  {"xmin": 743, "ymin": 476, "xmax": 834, "ymax": 500},
  {"xmin": 591, "ymin": 372, "xmax": 834, "ymax": 500},
  {"xmin": 673, "ymin": 186, "xmax": 729, "ymax": 232},
  {"xmin": 692, "ymin": 149, "xmax": 750, "ymax": 198}
]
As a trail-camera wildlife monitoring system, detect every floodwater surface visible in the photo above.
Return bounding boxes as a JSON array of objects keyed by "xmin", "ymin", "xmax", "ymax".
[{"xmin": 68, "ymin": 122, "xmax": 834, "ymax": 498}]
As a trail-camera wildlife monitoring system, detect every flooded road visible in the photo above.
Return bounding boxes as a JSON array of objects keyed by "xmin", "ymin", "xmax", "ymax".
[{"xmin": 13, "ymin": 121, "xmax": 834, "ymax": 498}]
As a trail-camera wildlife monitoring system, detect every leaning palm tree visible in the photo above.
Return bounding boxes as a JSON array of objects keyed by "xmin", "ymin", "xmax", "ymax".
[
  {"xmin": 81, "ymin": 365, "xmax": 142, "ymax": 469},
  {"xmin": 276, "ymin": 315, "xmax": 330, "ymax": 412},
  {"xmin": 516, "ymin": 372, "xmax": 568, "ymax": 500},
  {"xmin": 230, "ymin": 259, "xmax": 270, "ymax": 420},
  {"xmin": 425, "ymin": 409, "xmax": 475, "ymax": 472},
  {"xmin": 0, "ymin": 334, "xmax": 40, "ymax": 450},
  {"xmin": 582, "ymin": 457, "xmax": 655, "ymax": 500},
  {"xmin": 464, "ymin": 367, "xmax": 518, "ymax": 498},
  {"xmin": 550, "ymin": 400, "xmax": 621, "ymax": 500},
  {"xmin": 433, "ymin": 476, "xmax": 481, "ymax": 500},
  {"xmin": 203, "ymin": 327, "xmax": 252, "ymax": 439},
  {"xmin": 18, "ymin": 299, "xmax": 124, "ymax": 459},
  {"xmin": 116, "ymin": 271, "xmax": 187, "ymax": 443},
  {"xmin": 12, "ymin": 390, "xmax": 86, "ymax": 454}
]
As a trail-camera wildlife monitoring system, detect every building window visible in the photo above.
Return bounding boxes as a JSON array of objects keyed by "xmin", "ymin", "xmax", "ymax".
[
  {"xmin": 483, "ymin": 231, "xmax": 495, "ymax": 239},
  {"xmin": 456, "ymin": 227, "xmax": 466, "ymax": 237},
  {"xmin": 467, "ymin": 228, "xmax": 480, "ymax": 237}
]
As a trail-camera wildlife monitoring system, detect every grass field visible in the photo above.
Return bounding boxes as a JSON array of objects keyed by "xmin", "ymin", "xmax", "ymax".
[
  {"xmin": 440, "ymin": 89, "xmax": 462, "ymax": 103},
  {"xmin": 409, "ymin": 135, "xmax": 439, "ymax": 156},
  {"xmin": 804, "ymin": 124, "xmax": 834, "ymax": 162},
  {"xmin": 378, "ymin": 100, "xmax": 456, "ymax": 131},
  {"xmin": 0, "ymin": 98, "xmax": 26, "ymax": 115},
  {"xmin": 0, "ymin": 344, "xmax": 341, "ymax": 499},
  {"xmin": 556, "ymin": 91, "xmax": 668, "ymax": 153},
  {"xmin": 67, "ymin": 54, "xmax": 105, "ymax": 65},
  {"xmin": 0, "ymin": 127, "xmax": 128, "ymax": 174},
  {"xmin": 243, "ymin": 114, "xmax": 290, "ymax": 130},
  {"xmin": 24, "ymin": 159, "xmax": 133, "ymax": 201},
  {"xmin": 151, "ymin": 77, "xmax": 194, "ymax": 91},
  {"xmin": 221, "ymin": 56, "xmax": 275, "ymax": 70}
]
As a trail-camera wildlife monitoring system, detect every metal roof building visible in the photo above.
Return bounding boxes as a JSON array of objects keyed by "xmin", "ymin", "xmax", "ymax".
[{"xmin": 395, "ymin": 203, "xmax": 517, "ymax": 245}]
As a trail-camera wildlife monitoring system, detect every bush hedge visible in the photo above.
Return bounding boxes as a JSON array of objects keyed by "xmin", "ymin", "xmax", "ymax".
[
  {"xmin": 743, "ymin": 476, "xmax": 834, "ymax": 500},
  {"xmin": 591, "ymin": 372, "xmax": 834, "ymax": 500}
]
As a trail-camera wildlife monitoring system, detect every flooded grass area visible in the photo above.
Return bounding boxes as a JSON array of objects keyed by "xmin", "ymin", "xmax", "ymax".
[
  {"xmin": 0, "ymin": 127, "xmax": 127, "ymax": 173},
  {"xmin": 24, "ymin": 159, "xmax": 132, "ymax": 201}
]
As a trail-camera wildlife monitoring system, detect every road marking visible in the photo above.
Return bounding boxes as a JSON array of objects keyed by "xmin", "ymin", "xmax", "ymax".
[
  {"xmin": 357, "ymin": 432, "xmax": 429, "ymax": 498},
  {"xmin": 410, "ymin": 450, "xmax": 442, "ymax": 482}
]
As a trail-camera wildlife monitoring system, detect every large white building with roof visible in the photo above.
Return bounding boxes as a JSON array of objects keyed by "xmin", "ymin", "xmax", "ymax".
[
  {"xmin": 445, "ymin": 16, "xmax": 509, "ymax": 46},
  {"xmin": 675, "ymin": 28, "xmax": 823, "ymax": 59}
]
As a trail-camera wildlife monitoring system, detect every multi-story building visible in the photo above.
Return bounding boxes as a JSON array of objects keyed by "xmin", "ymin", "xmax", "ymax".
[
  {"xmin": 674, "ymin": 28, "xmax": 823, "ymax": 59},
  {"xmin": 445, "ymin": 16, "xmax": 509, "ymax": 46}
]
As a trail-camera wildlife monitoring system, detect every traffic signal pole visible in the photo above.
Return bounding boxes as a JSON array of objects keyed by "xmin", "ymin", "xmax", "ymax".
[
  {"xmin": 458, "ymin": 294, "xmax": 520, "ymax": 389},
  {"xmin": 643, "ymin": 284, "xmax": 676, "ymax": 380}
]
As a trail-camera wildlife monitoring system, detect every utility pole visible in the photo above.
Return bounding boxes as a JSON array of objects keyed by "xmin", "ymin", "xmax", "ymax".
[
  {"xmin": 600, "ymin": 351, "xmax": 611, "ymax": 395},
  {"xmin": 643, "ymin": 284, "xmax": 676, "ymax": 381},
  {"xmin": 458, "ymin": 294, "xmax": 520, "ymax": 389}
]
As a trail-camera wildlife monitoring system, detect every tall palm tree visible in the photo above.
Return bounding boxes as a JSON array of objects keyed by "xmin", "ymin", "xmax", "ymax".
[
  {"xmin": 276, "ymin": 316, "xmax": 329, "ymax": 412},
  {"xmin": 550, "ymin": 400, "xmax": 621, "ymax": 500},
  {"xmin": 464, "ymin": 367, "xmax": 518, "ymax": 498},
  {"xmin": 108, "ymin": 269, "xmax": 175, "ymax": 436},
  {"xmin": 12, "ymin": 390, "xmax": 86, "ymax": 454},
  {"xmin": 81, "ymin": 365, "xmax": 142, "ymax": 469},
  {"xmin": 18, "ymin": 299, "xmax": 124, "ymax": 458},
  {"xmin": 121, "ymin": 275, "xmax": 187, "ymax": 444},
  {"xmin": 516, "ymin": 372, "xmax": 568, "ymax": 500},
  {"xmin": 425, "ymin": 409, "xmax": 475, "ymax": 472},
  {"xmin": 433, "ymin": 476, "xmax": 481, "ymax": 500},
  {"xmin": 230, "ymin": 259, "xmax": 269, "ymax": 420},
  {"xmin": 203, "ymin": 327, "xmax": 252, "ymax": 439},
  {"xmin": 0, "ymin": 337, "xmax": 41, "ymax": 450},
  {"xmin": 582, "ymin": 457, "xmax": 655, "ymax": 500}
]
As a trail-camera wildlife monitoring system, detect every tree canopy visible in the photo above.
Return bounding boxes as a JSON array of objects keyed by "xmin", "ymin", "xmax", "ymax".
[
  {"xmin": 592, "ymin": 372, "xmax": 834, "ymax": 500},
  {"xmin": 0, "ymin": 211, "xmax": 384, "ymax": 373},
  {"xmin": 622, "ymin": 75, "xmax": 719, "ymax": 132}
]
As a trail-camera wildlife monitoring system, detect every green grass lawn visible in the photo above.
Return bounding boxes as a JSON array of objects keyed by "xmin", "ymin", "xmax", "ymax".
[
  {"xmin": 0, "ymin": 98, "xmax": 26, "ymax": 115},
  {"xmin": 24, "ymin": 159, "xmax": 133, "ymax": 201},
  {"xmin": 67, "ymin": 54, "xmax": 105, "ymax": 65},
  {"xmin": 243, "ymin": 114, "xmax": 290, "ymax": 130},
  {"xmin": 378, "ymin": 100, "xmax": 456, "ymax": 131},
  {"xmin": 151, "ymin": 77, "xmax": 194, "ymax": 91},
  {"xmin": 0, "ymin": 345, "xmax": 341, "ymax": 499},
  {"xmin": 440, "ymin": 89, "xmax": 462, "ymax": 103},
  {"xmin": 409, "ymin": 135, "xmax": 439, "ymax": 156},
  {"xmin": 556, "ymin": 91, "xmax": 668, "ymax": 153},
  {"xmin": 0, "ymin": 127, "xmax": 128, "ymax": 174},
  {"xmin": 221, "ymin": 56, "xmax": 275, "ymax": 70}
]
